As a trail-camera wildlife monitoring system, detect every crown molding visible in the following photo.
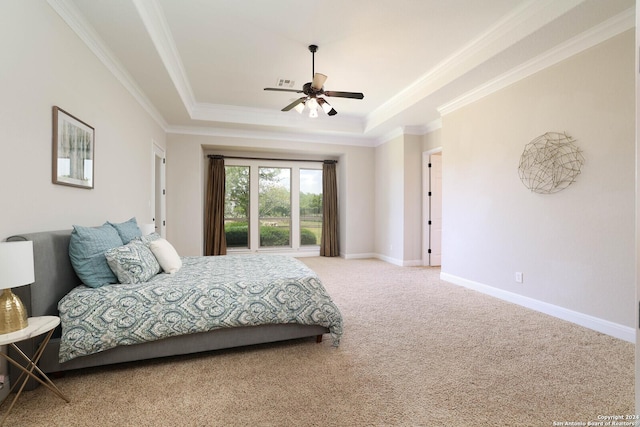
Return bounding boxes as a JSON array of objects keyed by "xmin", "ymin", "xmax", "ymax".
[
  {"xmin": 423, "ymin": 118, "xmax": 443, "ymax": 134},
  {"xmin": 47, "ymin": 0, "xmax": 168, "ymax": 130},
  {"xmin": 437, "ymin": 7, "xmax": 635, "ymax": 116},
  {"xmin": 374, "ymin": 120, "xmax": 442, "ymax": 146},
  {"xmin": 364, "ymin": 0, "xmax": 585, "ymax": 133},
  {"xmin": 166, "ymin": 124, "xmax": 376, "ymax": 147},
  {"xmin": 132, "ymin": 0, "xmax": 196, "ymax": 116},
  {"xmin": 191, "ymin": 102, "xmax": 366, "ymax": 135}
]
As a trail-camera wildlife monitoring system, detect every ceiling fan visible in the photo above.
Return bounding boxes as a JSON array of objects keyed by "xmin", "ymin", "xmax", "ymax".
[{"xmin": 264, "ymin": 44, "xmax": 364, "ymax": 118}]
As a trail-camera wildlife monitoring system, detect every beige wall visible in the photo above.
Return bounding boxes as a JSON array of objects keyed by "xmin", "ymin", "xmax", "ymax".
[
  {"xmin": 422, "ymin": 128, "xmax": 442, "ymax": 152},
  {"xmin": 165, "ymin": 133, "xmax": 375, "ymax": 257},
  {"xmin": 374, "ymin": 133, "xmax": 424, "ymax": 265},
  {"xmin": 1, "ymin": 0, "xmax": 631, "ymax": 346},
  {"xmin": 374, "ymin": 135, "xmax": 404, "ymax": 262},
  {"xmin": 403, "ymin": 135, "xmax": 423, "ymax": 264},
  {"xmin": 0, "ymin": 1, "xmax": 166, "ymax": 240},
  {"xmin": 441, "ymin": 30, "xmax": 635, "ymax": 328}
]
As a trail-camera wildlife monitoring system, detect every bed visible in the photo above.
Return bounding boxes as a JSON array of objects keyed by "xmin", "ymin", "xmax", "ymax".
[{"xmin": 6, "ymin": 225, "xmax": 343, "ymax": 389}]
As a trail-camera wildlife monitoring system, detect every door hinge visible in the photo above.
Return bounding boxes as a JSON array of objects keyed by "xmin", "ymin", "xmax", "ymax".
[
  {"xmin": 428, "ymin": 220, "xmax": 432, "ymax": 225},
  {"xmin": 163, "ymin": 220, "xmax": 166, "ymax": 226},
  {"xmin": 163, "ymin": 189, "xmax": 166, "ymax": 195},
  {"xmin": 163, "ymin": 158, "xmax": 166, "ymax": 164},
  {"xmin": 428, "ymin": 249, "xmax": 432, "ymax": 254},
  {"xmin": 428, "ymin": 191, "xmax": 432, "ymax": 197},
  {"xmin": 428, "ymin": 163, "xmax": 432, "ymax": 168}
]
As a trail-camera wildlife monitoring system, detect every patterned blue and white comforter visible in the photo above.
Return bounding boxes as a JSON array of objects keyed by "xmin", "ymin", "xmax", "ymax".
[{"xmin": 58, "ymin": 255, "xmax": 343, "ymax": 363}]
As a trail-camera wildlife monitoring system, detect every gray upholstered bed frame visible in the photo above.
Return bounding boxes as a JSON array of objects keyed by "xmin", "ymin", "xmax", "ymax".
[{"xmin": 6, "ymin": 229, "xmax": 328, "ymax": 388}]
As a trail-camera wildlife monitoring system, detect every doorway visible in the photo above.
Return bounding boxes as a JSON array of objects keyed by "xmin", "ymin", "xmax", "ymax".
[
  {"xmin": 423, "ymin": 149, "xmax": 442, "ymax": 266},
  {"xmin": 152, "ymin": 142, "xmax": 166, "ymax": 237}
]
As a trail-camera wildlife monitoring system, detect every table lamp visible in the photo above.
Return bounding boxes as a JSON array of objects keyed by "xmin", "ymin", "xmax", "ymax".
[{"xmin": 0, "ymin": 241, "xmax": 34, "ymax": 334}]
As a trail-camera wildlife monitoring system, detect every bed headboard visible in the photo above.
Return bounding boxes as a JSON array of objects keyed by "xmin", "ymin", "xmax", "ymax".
[{"xmin": 6, "ymin": 230, "xmax": 81, "ymax": 318}]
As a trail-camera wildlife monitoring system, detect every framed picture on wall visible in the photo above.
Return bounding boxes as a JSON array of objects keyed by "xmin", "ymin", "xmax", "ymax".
[{"xmin": 52, "ymin": 106, "xmax": 94, "ymax": 189}]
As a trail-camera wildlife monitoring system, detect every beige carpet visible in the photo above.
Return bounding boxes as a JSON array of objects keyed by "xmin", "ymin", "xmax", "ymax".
[{"xmin": 4, "ymin": 257, "xmax": 634, "ymax": 426}]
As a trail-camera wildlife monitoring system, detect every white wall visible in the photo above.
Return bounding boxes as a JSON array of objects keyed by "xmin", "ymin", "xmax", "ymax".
[
  {"xmin": 165, "ymin": 133, "xmax": 375, "ymax": 257},
  {"xmin": 441, "ymin": 30, "xmax": 635, "ymax": 332},
  {"xmin": 0, "ymin": 1, "xmax": 166, "ymax": 240}
]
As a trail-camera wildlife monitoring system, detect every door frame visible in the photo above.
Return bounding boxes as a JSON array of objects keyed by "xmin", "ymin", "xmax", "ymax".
[
  {"xmin": 422, "ymin": 147, "xmax": 443, "ymax": 266},
  {"xmin": 151, "ymin": 141, "xmax": 166, "ymax": 238}
]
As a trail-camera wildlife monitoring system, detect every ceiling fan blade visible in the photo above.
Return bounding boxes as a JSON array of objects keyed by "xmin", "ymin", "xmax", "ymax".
[
  {"xmin": 264, "ymin": 87, "xmax": 304, "ymax": 93},
  {"xmin": 311, "ymin": 73, "xmax": 327, "ymax": 90},
  {"xmin": 324, "ymin": 91, "xmax": 364, "ymax": 99},
  {"xmin": 318, "ymin": 98, "xmax": 337, "ymax": 116},
  {"xmin": 282, "ymin": 97, "xmax": 307, "ymax": 112}
]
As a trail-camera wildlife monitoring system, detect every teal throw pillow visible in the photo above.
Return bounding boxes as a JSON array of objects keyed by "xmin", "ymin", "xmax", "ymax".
[
  {"xmin": 107, "ymin": 217, "xmax": 142, "ymax": 244},
  {"xmin": 69, "ymin": 224, "xmax": 124, "ymax": 288}
]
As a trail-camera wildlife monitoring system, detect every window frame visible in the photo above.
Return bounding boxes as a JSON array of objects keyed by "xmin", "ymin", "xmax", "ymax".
[{"xmin": 224, "ymin": 158, "xmax": 322, "ymax": 255}]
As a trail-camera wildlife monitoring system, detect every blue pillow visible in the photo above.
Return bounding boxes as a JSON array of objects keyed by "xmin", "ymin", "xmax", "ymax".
[
  {"xmin": 107, "ymin": 217, "xmax": 142, "ymax": 244},
  {"xmin": 69, "ymin": 224, "xmax": 124, "ymax": 288}
]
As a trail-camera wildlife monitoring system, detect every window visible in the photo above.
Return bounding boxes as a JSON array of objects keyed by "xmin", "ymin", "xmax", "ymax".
[
  {"xmin": 299, "ymin": 169, "xmax": 322, "ymax": 246},
  {"xmin": 224, "ymin": 166, "xmax": 250, "ymax": 248},
  {"xmin": 222, "ymin": 159, "xmax": 322, "ymax": 252},
  {"xmin": 259, "ymin": 167, "xmax": 291, "ymax": 248}
]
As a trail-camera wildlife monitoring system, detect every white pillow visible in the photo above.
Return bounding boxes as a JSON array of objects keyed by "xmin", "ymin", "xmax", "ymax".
[{"xmin": 149, "ymin": 238, "xmax": 182, "ymax": 274}]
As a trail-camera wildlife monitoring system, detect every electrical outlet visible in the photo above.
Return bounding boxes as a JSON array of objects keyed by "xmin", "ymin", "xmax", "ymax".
[{"xmin": 515, "ymin": 272, "xmax": 523, "ymax": 283}]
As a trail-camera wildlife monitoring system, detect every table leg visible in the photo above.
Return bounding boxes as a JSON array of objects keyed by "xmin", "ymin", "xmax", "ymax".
[{"xmin": 0, "ymin": 329, "xmax": 69, "ymax": 425}]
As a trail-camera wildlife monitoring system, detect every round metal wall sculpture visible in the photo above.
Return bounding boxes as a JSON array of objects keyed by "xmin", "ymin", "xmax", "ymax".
[{"xmin": 518, "ymin": 132, "xmax": 584, "ymax": 194}]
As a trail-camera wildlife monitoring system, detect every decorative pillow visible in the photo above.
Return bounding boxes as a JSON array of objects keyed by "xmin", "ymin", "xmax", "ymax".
[
  {"xmin": 69, "ymin": 224, "xmax": 124, "ymax": 288},
  {"xmin": 105, "ymin": 241, "xmax": 161, "ymax": 284},
  {"xmin": 149, "ymin": 238, "xmax": 182, "ymax": 274},
  {"xmin": 107, "ymin": 217, "xmax": 142, "ymax": 244},
  {"xmin": 132, "ymin": 232, "xmax": 161, "ymax": 247}
]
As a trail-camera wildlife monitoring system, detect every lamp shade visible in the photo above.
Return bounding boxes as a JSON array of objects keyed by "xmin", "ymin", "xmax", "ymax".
[{"xmin": 0, "ymin": 241, "xmax": 35, "ymax": 290}]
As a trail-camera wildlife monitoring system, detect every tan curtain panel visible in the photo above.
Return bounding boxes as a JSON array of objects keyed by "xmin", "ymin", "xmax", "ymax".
[
  {"xmin": 320, "ymin": 161, "xmax": 339, "ymax": 257},
  {"xmin": 204, "ymin": 156, "xmax": 227, "ymax": 256}
]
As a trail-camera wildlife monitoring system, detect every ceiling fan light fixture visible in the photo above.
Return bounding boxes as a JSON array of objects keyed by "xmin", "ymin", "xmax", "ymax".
[
  {"xmin": 312, "ymin": 73, "xmax": 327, "ymax": 90},
  {"xmin": 307, "ymin": 97, "xmax": 319, "ymax": 118},
  {"xmin": 263, "ymin": 44, "xmax": 364, "ymax": 117},
  {"xmin": 319, "ymin": 98, "xmax": 337, "ymax": 116}
]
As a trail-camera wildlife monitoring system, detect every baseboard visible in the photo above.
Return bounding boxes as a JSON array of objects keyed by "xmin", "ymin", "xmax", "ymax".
[
  {"xmin": 368, "ymin": 254, "xmax": 423, "ymax": 267},
  {"xmin": 342, "ymin": 252, "xmax": 376, "ymax": 260},
  {"xmin": 440, "ymin": 272, "xmax": 635, "ymax": 344},
  {"xmin": 374, "ymin": 254, "xmax": 403, "ymax": 266}
]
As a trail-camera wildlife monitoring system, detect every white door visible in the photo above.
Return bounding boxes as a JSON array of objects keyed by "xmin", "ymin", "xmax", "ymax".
[
  {"xmin": 152, "ymin": 143, "xmax": 166, "ymax": 237},
  {"xmin": 429, "ymin": 153, "xmax": 443, "ymax": 266}
]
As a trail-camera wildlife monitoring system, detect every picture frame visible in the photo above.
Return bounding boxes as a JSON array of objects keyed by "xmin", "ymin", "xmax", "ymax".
[{"xmin": 52, "ymin": 106, "xmax": 94, "ymax": 189}]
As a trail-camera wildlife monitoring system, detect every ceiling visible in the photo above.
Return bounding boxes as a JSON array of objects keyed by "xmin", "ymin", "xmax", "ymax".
[{"xmin": 51, "ymin": 0, "xmax": 634, "ymax": 145}]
